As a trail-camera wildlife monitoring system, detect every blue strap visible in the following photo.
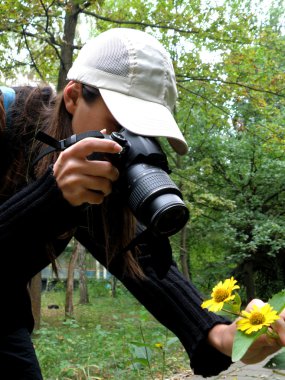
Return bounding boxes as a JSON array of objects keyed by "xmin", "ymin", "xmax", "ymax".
[
  {"xmin": 0, "ymin": 86, "xmax": 15, "ymax": 112},
  {"xmin": 0, "ymin": 86, "xmax": 16, "ymax": 127}
]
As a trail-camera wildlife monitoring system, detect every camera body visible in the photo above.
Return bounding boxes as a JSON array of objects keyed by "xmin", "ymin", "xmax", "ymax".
[
  {"xmin": 91, "ymin": 128, "xmax": 189, "ymax": 237},
  {"xmin": 34, "ymin": 127, "xmax": 189, "ymax": 237}
]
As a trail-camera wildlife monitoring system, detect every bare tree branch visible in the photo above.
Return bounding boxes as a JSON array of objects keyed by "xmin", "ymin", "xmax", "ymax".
[
  {"xmin": 22, "ymin": 26, "xmax": 45, "ymax": 81},
  {"xmin": 177, "ymin": 75, "xmax": 285, "ymax": 98},
  {"xmin": 177, "ymin": 83, "xmax": 231, "ymax": 115},
  {"xmin": 80, "ymin": 8, "xmax": 199, "ymax": 34}
]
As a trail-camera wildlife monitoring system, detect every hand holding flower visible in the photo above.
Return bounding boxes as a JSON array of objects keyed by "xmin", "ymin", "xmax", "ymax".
[
  {"xmin": 202, "ymin": 277, "xmax": 285, "ymax": 364},
  {"xmin": 237, "ymin": 299, "xmax": 285, "ymax": 364}
]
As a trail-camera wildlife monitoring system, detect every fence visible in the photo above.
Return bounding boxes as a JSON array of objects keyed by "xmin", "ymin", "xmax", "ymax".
[{"xmin": 41, "ymin": 260, "xmax": 110, "ymax": 290}]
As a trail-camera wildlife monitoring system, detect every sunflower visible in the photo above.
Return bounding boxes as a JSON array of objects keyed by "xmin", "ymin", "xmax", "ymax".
[
  {"xmin": 201, "ymin": 277, "xmax": 240, "ymax": 312},
  {"xmin": 236, "ymin": 303, "xmax": 280, "ymax": 334}
]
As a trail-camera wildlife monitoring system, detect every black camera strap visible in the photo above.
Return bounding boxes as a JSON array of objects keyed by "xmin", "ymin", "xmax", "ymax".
[
  {"xmin": 33, "ymin": 130, "xmax": 105, "ymax": 165},
  {"xmin": 117, "ymin": 228, "xmax": 150, "ymax": 256},
  {"xmin": 117, "ymin": 227, "xmax": 173, "ymax": 279}
]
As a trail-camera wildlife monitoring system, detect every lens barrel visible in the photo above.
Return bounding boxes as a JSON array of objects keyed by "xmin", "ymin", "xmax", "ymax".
[{"xmin": 126, "ymin": 164, "xmax": 189, "ymax": 236}]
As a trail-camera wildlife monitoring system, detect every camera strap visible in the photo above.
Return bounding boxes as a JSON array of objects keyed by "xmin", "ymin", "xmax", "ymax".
[
  {"xmin": 117, "ymin": 227, "xmax": 173, "ymax": 279},
  {"xmin": 33, "ymin": 130, "xmax": 105, "ymax": 165},
  {"xmin": 117, "ymin": 228, "xmax": 151, "ymax": 256}
]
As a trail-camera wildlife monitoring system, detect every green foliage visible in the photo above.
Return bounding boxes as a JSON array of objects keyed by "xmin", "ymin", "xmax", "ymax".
[
  {"xmin": 232, "ymin": 327, "xmax": 267, "ymax": 362},
  {"xmin": 86, "ymin": 278, "xmax": 113, "ymax": 297},
  {"xmin": 188, "ymin": 235, "xmax": 234, "ymax": 293},
  {"xmin": 36, "ymin": 289, "xmax": 188, "ymax": 379},
  {"xmin": 264, "ymin": 348, "xmax": 285, "ymax": 370}
]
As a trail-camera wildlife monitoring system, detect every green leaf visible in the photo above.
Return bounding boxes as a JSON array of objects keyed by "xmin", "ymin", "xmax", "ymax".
[
  {"xmin": 166, "ymin": 337, "xmax": 179, "ymax": 347},
  {"xmin": 128, "ymin": 343, "xmax": 152, "ymax": 361},
  {"xmin": 221, "ymin": 295, "xmax": 241, "ymax": 316},
  {"xmin": 232, "ymin": 290, "xmax": 285, "ymax": 363},
  {"xmin": 262, "ymin": 292, "xmax": 285, "ymax": 370},
  {"xmin": 268, "ymin": 289, "xmax": 285, "ymax": 314},
  {"xmin": 232, "ymin": 327, "xmax": 267, "ymax": 362},
  {"xmin": 264, "ymin": 348, "xmax": 285, "ymax": 369}
]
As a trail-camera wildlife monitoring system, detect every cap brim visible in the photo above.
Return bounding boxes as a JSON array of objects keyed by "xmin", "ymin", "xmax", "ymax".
[{"xmin": 99, "ymin": 89, "xmax": 188, "ymax": 155}]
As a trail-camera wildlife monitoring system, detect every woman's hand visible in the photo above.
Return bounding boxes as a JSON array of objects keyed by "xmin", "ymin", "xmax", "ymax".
[
  {"xmin": 207, "ymin": 299, "xmax": 285, "ymax": 364},
  {"xmin": 240, "ymin": 300, "xmax": 285, "ymax": 364},
  {"xmin": 53, "ymin": 137, "xmax": 122, "ymax": 206}
]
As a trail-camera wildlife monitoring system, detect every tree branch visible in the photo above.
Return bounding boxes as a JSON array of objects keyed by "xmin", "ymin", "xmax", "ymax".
[
  {"xmin": 177, "ymin": 83, "xmax": 231, "ymax": 115},
  {"xmin": 80, "ymin": 9, "xmax": 199, "ymax": 34},
  {"xmin": 22, "ymin": 26, "xmax": 45, "ymax": 81},
  {"xmin": 178, "ymin": 75, "xmax": 285, "ymax": 98}
]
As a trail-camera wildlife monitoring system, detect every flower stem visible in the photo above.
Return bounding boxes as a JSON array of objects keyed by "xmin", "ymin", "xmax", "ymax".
[
  {"xmin": 266, "ymin": 329, "xmax": 279, "ymax": 339},
  {"xmin": 221, "ymin": 308, "xmax": 241, "ymax": 317}
]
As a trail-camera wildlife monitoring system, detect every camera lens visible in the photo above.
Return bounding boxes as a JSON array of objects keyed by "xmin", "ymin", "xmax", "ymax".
[
  {"xmin": 126, "ymin": 164, "xmax": 189, "ymax": 236},
  {"xmin": 147, "ymin": 194, "xmax": 189, "ymax": 236}
]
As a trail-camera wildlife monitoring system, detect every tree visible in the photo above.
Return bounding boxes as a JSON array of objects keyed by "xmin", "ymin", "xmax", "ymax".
[
  {"xmin": 78, "ymin": 243, "xmax": 89, "ymax": 304},
  {"xmin": 65, "ymin": 238, "xmax": 79, "ymax": 318},
  {"xmin": 183, "ymin": 20, "xmax": 285, "ymax": 299},
  {"xmin": 0, "ymin": 1, "xmax": 102, "ymax": 90},
  {"xmin": 29, "ymin": 272, "xmax": 42, "ymax": 330}
]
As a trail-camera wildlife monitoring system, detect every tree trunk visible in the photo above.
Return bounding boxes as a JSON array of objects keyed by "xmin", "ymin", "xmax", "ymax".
[
  {"xmin": 174, "ymin": 151, "xmax": 191, "ymax": 281},
  {"xmin": 29, "ymin": 272, "xmax": 42, "ymax": 330},
  {"xmin": 179, "ymin": 226, "xmax": 191, "ymax": 280},
  {"xmin": 78, "ymin": 244, "xmax": 89, "ymax": 304},
  {"xmin": 243, "ymin": 261, "xmax": 255, "ymax": 303},
  {"xmin": 111, "ymin": 276, "xmax": 117, "ymax": 298},
  {"xmin": 57, "ymin": 1, "xmax": 80, "ymax": 91},
  {"xmin": 65, "ymin": 240, "xmax": 79, "ymax": 318}
]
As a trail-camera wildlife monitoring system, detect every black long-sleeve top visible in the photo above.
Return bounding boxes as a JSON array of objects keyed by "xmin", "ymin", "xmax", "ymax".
[{"xmin": 0, "ymin": 167, "xmax": 232, "ymax": 377}]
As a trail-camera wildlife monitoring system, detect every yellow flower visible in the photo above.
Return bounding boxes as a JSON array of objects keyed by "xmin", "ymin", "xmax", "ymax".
[
  {"xmin": 201, "ymin": 277, "xmax": 240, "ymax": 312},
  {"xmin": 236, "ymin": 303, "xmax": 280, "ymax": 334}
]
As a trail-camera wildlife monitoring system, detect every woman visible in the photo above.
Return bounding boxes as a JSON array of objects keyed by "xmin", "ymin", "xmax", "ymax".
[{"xmin": 0, "ymin": 28, "xmax": 284, "ymax": 379}]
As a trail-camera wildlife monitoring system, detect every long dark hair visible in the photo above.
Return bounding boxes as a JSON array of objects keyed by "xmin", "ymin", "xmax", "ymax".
[
  {"xmin": 0, "ymin": 85, "xmax": 55, "ymax": 200},
  {"xmin": 1, "ymin": 83, "xmax": 142, "ymax": 278}
]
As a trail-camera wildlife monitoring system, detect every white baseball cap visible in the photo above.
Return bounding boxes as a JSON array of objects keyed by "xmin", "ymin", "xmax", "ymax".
[{"xmin": 67, "ymin": 28, "xmax": 188, "ymax": 155}]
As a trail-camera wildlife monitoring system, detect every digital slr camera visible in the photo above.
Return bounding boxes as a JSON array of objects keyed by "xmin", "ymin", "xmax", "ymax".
[{"xmin": 90, "ymin": 128, "xmax": 189, "ymax": 237}]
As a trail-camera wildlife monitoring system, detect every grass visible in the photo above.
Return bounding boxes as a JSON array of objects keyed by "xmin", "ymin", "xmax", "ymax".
[{"xmin": 34, "ymin": 280, "xmax": 189, "ymax": 379}]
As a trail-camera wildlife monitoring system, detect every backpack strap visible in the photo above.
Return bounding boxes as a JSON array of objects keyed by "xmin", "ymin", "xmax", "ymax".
[{"xmin": 0, "ymin": 86, "xmax": 16, "ymax": 127}]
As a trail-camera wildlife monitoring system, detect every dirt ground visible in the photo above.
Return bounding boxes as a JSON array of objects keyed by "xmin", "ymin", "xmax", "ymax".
[{"xmin": 165, "ymin": 355, "xmax": 285, "ymax": 379}]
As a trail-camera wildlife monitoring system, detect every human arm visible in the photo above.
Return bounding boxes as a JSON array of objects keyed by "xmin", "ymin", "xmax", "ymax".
[
  {"xmin": 0, "ymin": 136, "xmax": 121, "ymax": 260},
  {"xmin": 76, "ymin": 223, "xmax": 285, "ymax": 376},
  {"xmin": 0, "ymin": 167, "xmax": 79, "ymax": 245},
  {"xmin": 75, "ymin": 225, "xmax": 233, "ymax": 376},
  {"xmin": 0, "ymin": 165, "xmax": 85, "ymax": 281}
]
